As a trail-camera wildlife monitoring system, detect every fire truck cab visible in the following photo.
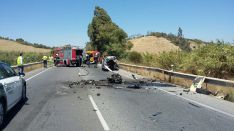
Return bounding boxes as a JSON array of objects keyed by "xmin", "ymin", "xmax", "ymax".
[{"xmin": 53, "ymin": 45, "xmax": 83, "ymax": 67}]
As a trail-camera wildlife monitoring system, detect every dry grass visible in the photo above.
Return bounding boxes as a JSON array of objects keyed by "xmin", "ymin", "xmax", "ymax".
[
  {"xmin": 130, "ymin": 36, "xmax": 180, "ymax": 54},
  {"xmin": 0, "ymin": 39, "xmax": 51, "ymax": 53}
]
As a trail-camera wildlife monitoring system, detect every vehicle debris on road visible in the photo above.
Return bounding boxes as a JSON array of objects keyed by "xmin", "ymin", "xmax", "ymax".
[
  {"xmin": 127, "ymin": 84, "xmax": 142, "ymax": 89},
  {"xmin": 107, "ymin": 73, "xmax": 122, "ymax": 84}
]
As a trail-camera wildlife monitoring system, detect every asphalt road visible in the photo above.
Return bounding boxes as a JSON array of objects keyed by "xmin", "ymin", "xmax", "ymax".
[{"xmin": 2, "ymin": 66, "xmax": 234, "ymax": 131}]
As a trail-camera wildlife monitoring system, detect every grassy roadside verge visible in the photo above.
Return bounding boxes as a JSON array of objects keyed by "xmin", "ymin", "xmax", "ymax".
[{"xmin": 0, "ymin": 51, "xmax": 50, "ymax": 66}]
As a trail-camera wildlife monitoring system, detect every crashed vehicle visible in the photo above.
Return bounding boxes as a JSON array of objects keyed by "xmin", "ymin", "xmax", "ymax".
[{"xmin": 102, "ymin": 56, "xmax": 119, "ymax": 71}]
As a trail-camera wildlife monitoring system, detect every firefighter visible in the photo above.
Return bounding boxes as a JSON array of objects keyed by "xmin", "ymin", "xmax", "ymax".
[
  {"xmin": 86, "ymin": 54, "xmax": 90, "ymax": 67},
  {"xmin": 55, "ymin": 54, "xmax": 59, "ymax": 66},
  {"xmin": 94, "ymin": 52, "xmax": 99, "ymax": 68},
  {"xmin": 17, "ymin": 53, "xmax": 24, "ymax": 76},
  {"xmin": 42, "ymin": 55, "xmax": 48, "ymax": 68},
  {"xmin": 48, "ymin": 56, "xmax": 53, "ymax": 67},
  {"xmin": 79, "ymin": 55, "xmax": 83, "ymax": 67}
]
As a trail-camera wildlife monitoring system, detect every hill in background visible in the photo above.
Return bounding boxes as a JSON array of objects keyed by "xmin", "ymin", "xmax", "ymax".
[
  {"xmin": 0, "ymin": 37, "xmax": 51, "ymax": 65},
  {"xmin": 0, "ymin": 39, "xmax": 51, "ymax": 53},
  {"xmin": 129, "ymin": 36, "xmax": 180, "ymax": 54},
  {"xmin": 129, "ymin": 32, "xmax": 206, "ymax": 54}
]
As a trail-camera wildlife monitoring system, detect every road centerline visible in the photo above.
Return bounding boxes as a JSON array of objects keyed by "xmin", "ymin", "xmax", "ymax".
[{"xmin": 88, "ymin": 95, "xmax": 110, "ymax": 131}]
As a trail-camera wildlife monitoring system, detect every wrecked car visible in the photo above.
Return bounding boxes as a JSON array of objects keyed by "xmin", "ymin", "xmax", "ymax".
[{"xmin": 102, "ymin": 56, "xmax": 119, "ymax": 71}]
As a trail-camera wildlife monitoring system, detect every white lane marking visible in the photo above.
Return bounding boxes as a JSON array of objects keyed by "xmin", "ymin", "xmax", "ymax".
[
  {"xmin": 122, "ymin": 71, "xmax": 234, "ymax": 119},
  {"xmin": 26, "ymin": 67, "xmax": 52, "ymax": 81},
  {"xmin": 157, "ymin": 88, "xmax": 234, "ymax": 119},
  {"xmin": 88, "ymin": 95, "xmax": 110, "ymax": 131}
]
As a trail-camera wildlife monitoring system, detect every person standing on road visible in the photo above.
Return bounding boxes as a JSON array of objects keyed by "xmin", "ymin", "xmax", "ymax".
[
  {"xmin": 55, "ymin": 54, "xmax": 59, "ymax": 66},
  {"xmin": 42, "ymin": 55, "xmax": 48, "ymax": 68},
  {"xmin": 86, "ymin": 54, "xmax": 90, "ymax": 67},
  {"xmin": 94, "ymin": 52, "xmax": 99, "ymax": 68},
  {"xmin": 17, "ymin": 53, "xmax": 24, "ymax": 76},
  {"xmin": 48, "ymin": 56, "xmax": 53, "ymax": 67}
]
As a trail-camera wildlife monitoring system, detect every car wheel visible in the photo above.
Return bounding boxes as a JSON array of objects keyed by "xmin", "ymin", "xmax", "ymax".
[
  {"xmin": 21, "ymin": 85, "xmax": 26, "ymax": 102},
  {"xmin": 0, "ymin": 101, "xmax": 4, "ymax": 127}
]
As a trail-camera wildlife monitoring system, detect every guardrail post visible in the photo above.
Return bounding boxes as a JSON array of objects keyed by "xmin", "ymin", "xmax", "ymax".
[
  {"xmin": 169, "ymin": 72, "xmax": 172, "ymax": 83},
  {"xmin": 162, "ymin": 70, "xmax": 165, "ymax": 81}
]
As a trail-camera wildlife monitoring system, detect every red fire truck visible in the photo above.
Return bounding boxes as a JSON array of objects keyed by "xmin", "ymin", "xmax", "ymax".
[{"xmin": 52, "ymin": 45, "xmax": 83, "ymax": 67}]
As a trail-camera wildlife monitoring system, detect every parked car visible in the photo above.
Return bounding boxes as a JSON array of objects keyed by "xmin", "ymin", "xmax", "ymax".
[
  {"xmin": 0, "ymin": 62, "xmax": 27, "ymax": 127},
  {"xmin": 102, "ymin": 56, "xmax": 119, "ymax": 71}
]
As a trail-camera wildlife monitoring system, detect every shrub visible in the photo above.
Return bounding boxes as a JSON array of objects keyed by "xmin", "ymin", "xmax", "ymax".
[
  {"xmin": 142, "ymin": 52, "xmax": 156, "ymax": 66},
  {"xmin": 182, "ymin": 43, "xmax": 234, "ymax": 78},
  {"xmin": 127, "ymin": 51, "xmax": 143, "ymax": 63},
  {"xmin": 156, "ymin": 51, "xmax": 186, "ymax": 70}
]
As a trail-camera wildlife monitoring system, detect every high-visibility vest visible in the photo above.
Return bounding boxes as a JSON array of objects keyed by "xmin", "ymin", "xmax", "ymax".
[
  {"xmin": 90, "ymin": 57, "xmax": 94, "ymax": 62},
  {"xmin": 49, "ymin": 56, "xmax": 53, "ymax": 61},
  {"xmin": 17, "ymin": 56, "xmax": 23, "ymax": 66},
  {"xmin": 42, "ymin": 56, "xmax": 48, "ymax": 60}
]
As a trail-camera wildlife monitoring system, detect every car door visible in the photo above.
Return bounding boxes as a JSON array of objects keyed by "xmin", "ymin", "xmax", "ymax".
[
  {"xmin": 2, "ymin": 64, "xmax": 22, "ymax": 100},
  {"xmin": 0, "ymin": 64, "xmax": 21, "ymax": 110}
]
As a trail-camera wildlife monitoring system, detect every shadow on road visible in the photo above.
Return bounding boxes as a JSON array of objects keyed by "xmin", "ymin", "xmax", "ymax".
[{"xmin": 1, "ymin": 98, "xmax": 28, "ymax": 130}]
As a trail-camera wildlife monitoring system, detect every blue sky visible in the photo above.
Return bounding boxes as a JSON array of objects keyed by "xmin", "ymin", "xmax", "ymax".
[{"xmin": 0, "ymin": 0, "xmax": 233, "ymax": 47}]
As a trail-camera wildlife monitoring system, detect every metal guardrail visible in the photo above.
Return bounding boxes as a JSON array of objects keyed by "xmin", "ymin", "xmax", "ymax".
[
  {"xmin": 119, "ymin": 63, "xmax": 234, "ymax": 87},
  {"xmin": 11, "ymin": 62, "xmax": 43, "ymax": 69}
]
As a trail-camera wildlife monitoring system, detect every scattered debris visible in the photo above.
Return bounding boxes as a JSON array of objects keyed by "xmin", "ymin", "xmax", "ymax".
[
  {"xmin": 68, "ymin": 80, "xmax": 111, "ymax": 88},
  {"xmin": 216, "ymin": 95, "xmax": 225, "ymax": 99},
  {"xmin": 149, "ymin": 112, "xmax": 162, "ymax": 121},
  {"xmin": 196, "ymin": 88, "xmax": 211, "ymax": 95},
  {"xmin": 77, "ymin": 96, "xmax": 82, "ymax": 100},
  {"xmin": 132, "ymin": 74, "xmax": 137, "ymax": 80},
  {"xmin": 96, "ymin": 86, "xmax": 101, "ymax": 89},
  {"xmin": 214, "ymin": 90, "xmax": 228, "ymax": 100},
  {"xmin": 183, "ymin": 89, "xmax": 190, "ymax": 92},
  {"xmin": 152, "ymin": 112, "xmax": 162, "ymax": 117},
  {"xmin": 107, "ymin": 73, "xmax": 122, "ymax": 84},
  {"xmin": 127, "ymin": 84, "xmax": 141, "ymax": 89},
  {"xmin": 66, "ymin": 76, "xmax": 178, "ymax": 92},
  {"xmin": 114, "ymin": 86, "xmax": 124, "ymax": 89}
]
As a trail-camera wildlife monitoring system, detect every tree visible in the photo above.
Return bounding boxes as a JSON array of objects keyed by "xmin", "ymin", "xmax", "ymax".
[
  {"xmin": 16, "ymin": 38, "xmax": 25, "ymax": 43},
  {"xmin": 178, "ymin": 27, "xmax": 183, "ymax": 38},
  {"xmin": 87, "ymin": 6, "xmax": 128, "ymax": 58},
  {"xmin": 85, "ymin": 42, "xmax": 94, "ymax": 50}
]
